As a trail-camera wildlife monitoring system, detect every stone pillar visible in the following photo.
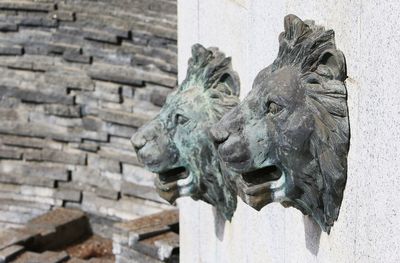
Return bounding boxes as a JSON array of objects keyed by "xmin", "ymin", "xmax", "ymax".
[{"xmin": 178, "ymin": 0, "xmax": 400, "ymax": 262}]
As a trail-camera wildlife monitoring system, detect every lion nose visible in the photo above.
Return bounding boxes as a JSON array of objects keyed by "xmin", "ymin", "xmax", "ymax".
[
  {"xmin": 131, "ymin": 132, "xmax": 146, "ymax": 151},
  {"xmin": 210, "ymin": 126, "xmax": 230, "ymax": 144}
]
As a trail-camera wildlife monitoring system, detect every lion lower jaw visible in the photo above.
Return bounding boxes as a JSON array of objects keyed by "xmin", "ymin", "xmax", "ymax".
[
  {"xmin": 177, "ymin": 172, "xmax": 195, "ymax": 196},
  {"xmin": 271, "ymin": 174, "xmax": 286, "ymax": 202},
  {"xmin": 239, "ymin": 170, "xmax": 287, "ymax": 198}
]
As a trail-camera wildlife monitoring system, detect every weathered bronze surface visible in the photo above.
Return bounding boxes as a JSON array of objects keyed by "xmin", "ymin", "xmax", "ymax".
[
  {"xmin": 131, "ymin": 44, "xmax": 239, "ymax": 220},
  {"xmin": 211, "ymin": 15, "xmax": 349, "ymax": 232}
]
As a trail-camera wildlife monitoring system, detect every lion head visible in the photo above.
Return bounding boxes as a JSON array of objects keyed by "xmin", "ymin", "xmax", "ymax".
[
  {"xmin": 131, "ymin": 44, "xmax": 240, "ymax": 220},
  {"xmin": 211, "ymin": 15, "xmax": 349, "ymax": 232}
]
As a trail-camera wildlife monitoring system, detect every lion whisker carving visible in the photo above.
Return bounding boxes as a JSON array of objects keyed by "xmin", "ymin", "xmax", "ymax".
[
  {"xmin": 131, "ymin": 44, "xmax": 240, "ymax": 220},
  {"xmin": 211, "ymin": 14, "xmax": 349, "ymax": 232}
]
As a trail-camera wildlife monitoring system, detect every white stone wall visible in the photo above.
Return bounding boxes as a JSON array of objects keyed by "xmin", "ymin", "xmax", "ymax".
[{"xmin": 178, "ymin": 0, "xmax": 400, "ymax": 262}]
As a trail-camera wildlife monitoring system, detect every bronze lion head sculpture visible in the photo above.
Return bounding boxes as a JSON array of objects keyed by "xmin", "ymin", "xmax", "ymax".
[
  {"xmin": 131, "ymin": 44, "xmax": 240, "ymax": 220},
  {"xmin": 211, "ymin": 15, "xmax": 349, "ymax": 232}
]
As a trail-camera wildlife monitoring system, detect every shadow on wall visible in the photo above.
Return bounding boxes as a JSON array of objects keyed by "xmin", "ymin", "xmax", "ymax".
[
  {"xmin": 212, "ymin": 206, "xmax": 322, "ymax": 252},
  {"xmin": 303, "ymin": 216, "xmax": 322, "ymax": 255},
  {"xmin": 213, "ymin": 207, "xmax": 227, "ymax": 241}
]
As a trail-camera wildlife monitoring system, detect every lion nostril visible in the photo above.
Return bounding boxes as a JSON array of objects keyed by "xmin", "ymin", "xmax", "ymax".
[
  {"xmin": 210, "ymin": 126, "xmax": 230, "ymax": 144},
  {"xmin": 130, "ymin": 133, "xmax": 146, "ymax": 151}
]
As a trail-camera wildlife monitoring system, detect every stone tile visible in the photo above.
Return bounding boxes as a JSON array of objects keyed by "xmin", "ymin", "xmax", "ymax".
[
  {"xmin": 0, "ymin": 2, "xmax": 55, "ymax": 12},
  {"xmin": 0, "ymin": 161, "xmax": 69, "ymax": 181},
  {"xmin": 0, "ymin": 135, "xmax": 60, "ymax": 150},
  {"xmin": 87, "ymin": 155, "xmax": 121, "ymax": 173},
  {"xmin": 12, "ymin": 251, "xmax": 69, "ymax": 263},
  {"xmin": 95, "ymin": 187, "xmax": 120, "ymax": 200},
  {"xmin": 0, "ymin": 43, "xmax": 23, "ymax": 55},
  {"xmin": 0, "ymin": 245, "xmax": 24, "ymax": 262},
  {"xmin": 43, "ymin": 105, "xmax": 81, "ymax": 118},
  {"xmin": 116, "ymin": 245, "xmax": 162, "ymax": 263},
  {"xmin": 25, "ymin": 148, "xmax": 87, "ymax": 165},
  {"xmin": 0, "ymin": 172, "xmax": 55, "ymax": 187},
  {"xmin": 98, "ymin": 146, "xmax": 141, "ymax": 166},
  {"xmin": 54, "ymin": 189, "xmax": 82, "ymax": 202},
  {"xmin": 0, "ymin": 22, "xmax": 18, "ymax": 32},
  {"xmin": 0, "ymin": 86, "xmax": 74, "ymax": 105},
  {"xmin": 122, "ymin": 164, "xmax": 155, "ymax": 187},
  {"xmin": 88, "ymin": 63, "xmax": 176, "ymax": 88},
  {"xmin": 98, "ymin": 108, "xmax": 150, "ymax": 127},
  {"xmin": 72, "ymin": 167, "xmax": 120, "ymax": 191},
  {"xmin": 63, "ymin": 49, "xmax": 91, "ymax": 64},
  {"xmin": 50, "ymin": 11, "xmax": 75, "ymax": 22},
  {"xmin": 0, "ymin": 147, "xmax": 22, "ymax": 159},
  {"xmin": 121, "ymin": 182, "xmax": 165, "ymax": 204},
  {"xmin": 101, "ymin": 122, "xmax": 137, "ymax": 138},
  {"xmin": 0, "ymin": 122, "xmax": 80, "ymax": 143},
  {"xmin": 0, "ymin": 187, "xmax": 63, "ymax": 206},
  {"xmin": 27, "ymin": 208, "xmax": 91, "ymax": 251},
  {"xmin": 0, "ymin": 228, "xmax": 36, "ymax": 250},
  {"xmin": 134, "ymin": 231, "xmax": 179, "ymax": 261},
  {"xmin": 0, "ymin": 199, "xmax": 51, "ymax": 213},
  {"xmin": 83, "ymin": 29, "xmax": 119, "ymax": 44},
  {"xmin": 114, "ymin": 209, "xmax": 178, "ymax": 244}
]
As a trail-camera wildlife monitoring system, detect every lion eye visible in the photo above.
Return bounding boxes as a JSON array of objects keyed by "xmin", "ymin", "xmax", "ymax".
[
  {"xmin": 175, "ymin": 114, "xmax": 189, "ymax": 125},
  {"xmin": 267, "ymin": 102, "xmax": 282, "ymax": 115}
]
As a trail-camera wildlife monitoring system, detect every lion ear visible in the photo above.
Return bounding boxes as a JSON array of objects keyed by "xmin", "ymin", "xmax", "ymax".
[
  {"xmin": 315, "ymin": 49, "xmax": 347, "ymax": 81},
  {"xmin": 211, "ymin": 66, "xmax": 240, "ymax": 97},
  {"xmin": 190, "ymin": 44, "xmax": 211, "ymax": 68},
  {"xmin": 181, "ymin": 44, "xmax": 240, "ymax": 97},
  {"xmin": 204, "ymin": 54, "xmax": 240, "ymax": 97},
  {"xmin": 179, "ymin": 44, "xmax": 212, "ymax": 91}
]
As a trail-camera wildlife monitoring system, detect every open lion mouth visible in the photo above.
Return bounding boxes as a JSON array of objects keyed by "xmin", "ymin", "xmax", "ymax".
[
  {"xmin": 238, "ymin": 165, "xmax": 283, "ymax": 196},
  {"xmin": 156, "ymin": 166, "xmax": 195, "ymax": 203},
  {"xmin": 158, "ymin": 167, "xmax": 188, "ymax": 185},
  {"xmin": 236, "ymin": 165, "xmax": 286, "ymax": 210},
  {"xmin": 155, "ymin": 167, "xmax": 189, "ymax": 203}
]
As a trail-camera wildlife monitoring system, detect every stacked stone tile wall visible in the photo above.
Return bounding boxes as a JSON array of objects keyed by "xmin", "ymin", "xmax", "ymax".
[{"xmin": 0, "ymin": 0, "xmax": 177, "ymax": 233}]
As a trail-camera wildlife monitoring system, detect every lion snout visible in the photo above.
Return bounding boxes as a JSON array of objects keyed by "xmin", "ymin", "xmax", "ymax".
[
  {"xmin": 209, "ymin": 125, "xmax": 230, "ymax": 145},
  {"xmin": 131, "ymin": 131, "xmax": 146, "ymax": 152},
  {"xmin": 131, "ymin": 121, "xmax": 162, "ymax": 151},
  {"xmin": 219, "ymin": 135, "xmax": 250, "ymax": 162}
]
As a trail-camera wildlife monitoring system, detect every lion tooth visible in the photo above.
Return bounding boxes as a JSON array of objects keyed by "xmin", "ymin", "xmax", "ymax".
[
  {"xmin": 178, "ymin": 173, "xmax": 195, "ymax": 196},
  {"xmin": 271, "ymin": 173, "xmax": 286, "ymax": 201},
  {"xmin": 177, "ymin": 172, "xmax": 193, "ymax": 187}
]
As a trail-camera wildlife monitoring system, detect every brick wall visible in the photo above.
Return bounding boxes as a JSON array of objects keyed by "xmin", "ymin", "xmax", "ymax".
[{"xmin": 0, "ymin": 0, "xmax": 176, "ymax": 233}]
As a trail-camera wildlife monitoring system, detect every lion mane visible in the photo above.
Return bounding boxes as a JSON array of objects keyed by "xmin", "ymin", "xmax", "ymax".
[
  {"xmin": 182, "ymin": 44, "xmax": 240, "ymax": 220},
  {"xmin": 133, "ymin": 44, "xmax": 240, "ymax": 220},
  {"xmin": 180, "ymin": 44, "xmax": 240, "ymax": 119},
  {"xmin": 173, "ymin": 44, "xmax": 240, "ymax": 219},
  {"xmin": 271, "ymin": 15, "xmax": 349, "ymax": 232}
]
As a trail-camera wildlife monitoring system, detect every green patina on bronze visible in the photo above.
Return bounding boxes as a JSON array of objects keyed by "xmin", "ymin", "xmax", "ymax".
[
  {"xmin": 212, "ymin": 15, "xmax": 349, "ymax": 232},
  {"xmin": 131, "ymin": 44, "xmax": 240, "ymax": 220}
]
